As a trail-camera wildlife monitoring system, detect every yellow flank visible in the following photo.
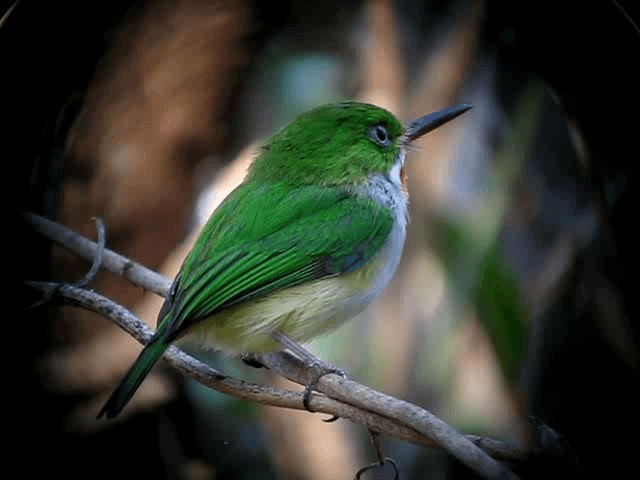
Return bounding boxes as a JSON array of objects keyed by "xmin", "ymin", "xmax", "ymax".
[{"xmin": 186, "ymin": 255, "xmax": 383, "ymax": 353}]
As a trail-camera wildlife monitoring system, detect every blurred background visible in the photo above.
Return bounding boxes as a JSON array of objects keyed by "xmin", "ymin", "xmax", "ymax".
[{"xmin": 7, "ymin": 0, "xmax": 639, "ymax": 479}]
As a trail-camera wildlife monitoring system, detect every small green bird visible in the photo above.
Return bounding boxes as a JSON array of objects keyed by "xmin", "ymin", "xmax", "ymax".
[{"xmin": 98, "ymin": 101, "xmax": 471, "ymax": 419}]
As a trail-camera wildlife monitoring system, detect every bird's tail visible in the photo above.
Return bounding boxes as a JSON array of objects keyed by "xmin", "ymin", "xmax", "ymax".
[{"xmin": 97, "ymin": 336, "xmax": 169, "ymax": 419}]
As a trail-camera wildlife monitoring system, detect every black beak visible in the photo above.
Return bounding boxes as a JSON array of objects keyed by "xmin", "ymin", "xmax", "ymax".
[{"xmin": 405, "ymin": 104, "xmax": 472, "ymax": 141}]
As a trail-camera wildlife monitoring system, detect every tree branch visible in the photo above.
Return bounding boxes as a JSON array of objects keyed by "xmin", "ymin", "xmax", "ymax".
[
  {"xmin": 22, "ymin": 211, "xmax": 526, "ymax": 479},
  {"xmin": 22, "ymin": 211, "xmax": 169, "ymax": 296}
]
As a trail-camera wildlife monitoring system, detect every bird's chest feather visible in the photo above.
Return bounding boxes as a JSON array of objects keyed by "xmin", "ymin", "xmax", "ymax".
[
  {"xmin": 187, "ymin": 163, "xmax": 408, "ymax": 353},
  {"xmin": 275, "ymin": 170, "xmax": 408, "ymax": 341},
  {"xmin": 347, "ymin": 162, "xmax": 408, "ymax": 308}
]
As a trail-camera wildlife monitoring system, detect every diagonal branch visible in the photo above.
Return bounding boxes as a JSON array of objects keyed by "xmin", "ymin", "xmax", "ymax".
[
  {"xmin": 22, "ymin": 211, "xmax": 525, "ymax": 479},
  {"xmin": 23, "ymin": 211, "xmax": 169, "ymax": 296}
]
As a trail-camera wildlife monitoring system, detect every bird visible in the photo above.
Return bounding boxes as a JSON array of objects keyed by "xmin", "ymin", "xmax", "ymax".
[{"xmin": 98, "ymin": 101, "xmax": 472, "ymax": 419}]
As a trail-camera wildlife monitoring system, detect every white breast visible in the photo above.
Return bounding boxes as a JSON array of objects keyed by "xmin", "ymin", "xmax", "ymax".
[{"xmin": 343, "ymin": 151, "xmax": 408, "ymax": 311}]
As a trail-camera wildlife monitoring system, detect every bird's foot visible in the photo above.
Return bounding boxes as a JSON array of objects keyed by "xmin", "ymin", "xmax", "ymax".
[
  {"xmin": 303, "ymin": 361, "xmax": 346, "ymax": 419},
  {"xmin": 271, "ymin": 331, "xmax": 346, "ymax": 420}
]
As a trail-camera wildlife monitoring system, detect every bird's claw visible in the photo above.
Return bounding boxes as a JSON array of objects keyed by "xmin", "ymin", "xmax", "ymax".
[{"xmin": 302, "ymin": 361, "xmax": 346, "ymax": 417}]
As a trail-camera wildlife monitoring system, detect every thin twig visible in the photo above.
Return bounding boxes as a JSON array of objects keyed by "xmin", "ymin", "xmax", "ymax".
[
  {"xmin": 75, "ymin": 217, "xmax": 106, "ymax": 288},
  {"xmin": 23, "ymin": 211, "xmax": 525, "ymax": 479},
  {"xmin": 29, "ymin": 216, "xmax": 107, "ymax": 309},
  {"xmin": 354, "ymin": 431, "xmax": 399, "ymax": 480},
  {"xmin": 22, "ymin": 210, "xmax": 170, "ymax": 296}
]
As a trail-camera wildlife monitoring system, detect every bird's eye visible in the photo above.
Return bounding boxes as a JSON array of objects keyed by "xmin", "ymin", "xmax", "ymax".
[{"xmin": 369, "ymin": 124, "xmax": 391, "ymax": 147}]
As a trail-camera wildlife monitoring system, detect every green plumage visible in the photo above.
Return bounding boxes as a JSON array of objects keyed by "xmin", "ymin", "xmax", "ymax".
[
  {"xmin": 98, "ymin": 106, "xmax": 404, "ymax": 416},
  {"xmin": 97, "ymin": 337, "xmax": 168, "ymax": 419},
  {"xmin": 249, "ymin": 102, "xmax": 403, "ymax": 186},
  {"xmin": 98, "ymin": 101, "xmax": 445, "ymax": 419},
  {"xmin": 167, "ymin": 183, "xmax": 393, "ymax": 338}
]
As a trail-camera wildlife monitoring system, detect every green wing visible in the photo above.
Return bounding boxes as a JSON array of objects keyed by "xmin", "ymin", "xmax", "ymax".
[{"xmin": 159, "ymin": 182, "xmax": 393, "ymax": 340}]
